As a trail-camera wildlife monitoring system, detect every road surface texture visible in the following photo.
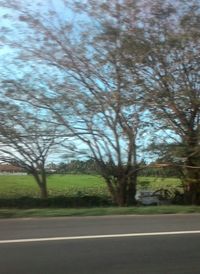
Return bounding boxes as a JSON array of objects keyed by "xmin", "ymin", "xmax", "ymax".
[{"xmin": 0, "ymin": 214, "xmax": 200, "ymax": 274}]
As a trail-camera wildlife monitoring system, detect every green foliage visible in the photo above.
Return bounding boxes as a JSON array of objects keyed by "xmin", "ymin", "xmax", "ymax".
[
  {"xmin": 138, "ymin": 176, "xmax": 182, "ymax": 192},
  {"xmin": 56, "ymin": 159, "xmax": 98, "ymax": 174},
  {"xmin": 0, "ymin": 195, "xmax": 113, "ymax": 208},
  {"xmin": 139, "ymin": 180, "xmax": 150, "ymax": 189}
]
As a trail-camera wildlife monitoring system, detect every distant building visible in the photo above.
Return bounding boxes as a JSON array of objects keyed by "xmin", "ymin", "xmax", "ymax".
[{"xmin": 0, "ymin": 164, "xmax": 26, "ymax": 175}]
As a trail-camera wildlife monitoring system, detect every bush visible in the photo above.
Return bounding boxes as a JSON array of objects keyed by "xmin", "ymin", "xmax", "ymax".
[{"xmin": 0, "ymin": 195, "xmax": 113, "ymax": 208}]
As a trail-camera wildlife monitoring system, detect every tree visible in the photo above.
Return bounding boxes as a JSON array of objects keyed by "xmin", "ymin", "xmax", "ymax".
[
  {"xmin": 2, "ymin": 0, "xmax": 199, "ymax": 205},
  {"xmin": 1, "ymin": 69, "xmax": 142, "ymax": 206},
  {"xmin": 0, "ymin": 0, "xmax": 146, "ymax": 206},
  {"xmin": 0, "ymin": 97, "xmax": 61, "ymax": 199},
  {"xmin": 117, "ymin": 0, "xmax": 200, "ymax": 203},
  {"xmin": 58, "ymin": 159, "xmax": 97, "ymax": 174}
]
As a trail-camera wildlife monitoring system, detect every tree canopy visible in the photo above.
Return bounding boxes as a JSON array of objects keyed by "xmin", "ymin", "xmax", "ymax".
[{"xmin": 0, "ymin": 0, "xmax": 199, "ymax": 204}]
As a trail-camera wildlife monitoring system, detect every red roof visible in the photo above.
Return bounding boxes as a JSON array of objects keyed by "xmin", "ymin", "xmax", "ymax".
[{"xmin": 0, "ymin": 164, "xmax": 24, "ymax": 172}]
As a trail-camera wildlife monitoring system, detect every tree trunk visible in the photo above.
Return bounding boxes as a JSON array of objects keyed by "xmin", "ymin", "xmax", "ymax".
[
  {"xmin": 32, "ymin": 170, "xmax": 48, "ymax": 199},
  {"xmin": 183, "ymin": 135, "xmax": 200, "ymax": 204},
  {"xmin": 126, "ymin": 173, "xmax": 137, "ymax": 206},
  {"xmin": 39, "ymin": 183, "xmax": 48, "ymax": 199},
  {"xmin": 105, "ymin": 174, "xmax": 137, "ymax": 207},
  {"xmin": 184, "ymin": 167, "xmax": 200, "ymax": 205},
  {"xmin": 115, "ymin": 181, "xmax": 127, "ymax": 207}
]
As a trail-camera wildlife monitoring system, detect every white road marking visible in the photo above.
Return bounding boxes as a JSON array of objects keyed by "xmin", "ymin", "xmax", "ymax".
[{"xmin": 0, "ymin": 230, "xmax": 200, "ymax": 244}]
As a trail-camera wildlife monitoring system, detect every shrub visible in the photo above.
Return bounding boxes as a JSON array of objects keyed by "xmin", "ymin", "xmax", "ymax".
[{"xmin": 0, "ymin": 195, "xmax": 113, "ymax": 208}]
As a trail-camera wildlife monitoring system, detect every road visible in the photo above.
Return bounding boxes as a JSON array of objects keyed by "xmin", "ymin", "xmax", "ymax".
[{"xmin": 0, "ymin": 214, "xmax": 200, "ymax": 274}]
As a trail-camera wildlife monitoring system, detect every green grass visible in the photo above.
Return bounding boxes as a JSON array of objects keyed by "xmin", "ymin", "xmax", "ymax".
[
  {"xmin": 0, "ymin": 205, "xmax": 200, "ymax": 219},
  {"xmin": 139, "ymin": 176, "xmax": 183, "ymax": 192},
  {"xmin": 0, "ymin": 175, "xmax": 195, "ymax": 219},
  {"xmin": 0, "ymin": 174, "xmax": 182, "ymax": 198},
  {"xmin": 0, "ymin": 174, "xmax": 108, "ymax": 198}
]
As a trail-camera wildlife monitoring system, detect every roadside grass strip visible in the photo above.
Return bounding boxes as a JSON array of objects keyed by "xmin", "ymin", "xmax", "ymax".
[{"xmin": 1, "ymin": 206, "xmax": 200, "ymax": 218}]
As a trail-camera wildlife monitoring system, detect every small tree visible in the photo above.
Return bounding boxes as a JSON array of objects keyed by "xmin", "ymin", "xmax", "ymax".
[{"xmin": 0, "ymin": 99, "xmax": 60, "ymax": 198}]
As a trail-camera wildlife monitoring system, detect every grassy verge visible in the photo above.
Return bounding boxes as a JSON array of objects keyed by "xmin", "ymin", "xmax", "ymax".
[{"xmin": 0, "ymin": 205, "xmax": 200, "ymax": 219}]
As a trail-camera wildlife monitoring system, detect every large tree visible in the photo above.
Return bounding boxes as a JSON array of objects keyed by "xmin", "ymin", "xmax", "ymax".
[
  {"xmin": 116, "ymin": 0, "xmax": 200, "ymax": 203},
  {"xmin": 1, "ymin": 0, "xmax": 199, "ymax": 205},
  {"xmin": 0, "ymin": 0, "xmax": 147, "ymax": 206}
]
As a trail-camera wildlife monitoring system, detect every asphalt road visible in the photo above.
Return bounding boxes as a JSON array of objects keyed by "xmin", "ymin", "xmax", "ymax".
[{"xmin": 0, "ymin": 214, "xmax": 200, "ymax": 274}]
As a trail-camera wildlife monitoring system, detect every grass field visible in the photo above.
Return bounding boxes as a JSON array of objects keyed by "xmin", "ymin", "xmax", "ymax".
[{"xmin": 0, "ymin": 174, "xmax": 182, "ymax": 198}]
